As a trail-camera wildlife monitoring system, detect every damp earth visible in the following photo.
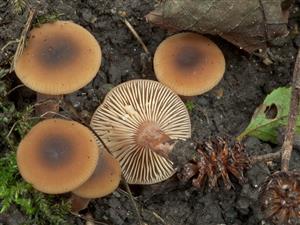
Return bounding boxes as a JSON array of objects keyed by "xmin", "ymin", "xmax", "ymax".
[{"xmin": 1, "ymin": 0, "xmax": 300, "ymax": 225}]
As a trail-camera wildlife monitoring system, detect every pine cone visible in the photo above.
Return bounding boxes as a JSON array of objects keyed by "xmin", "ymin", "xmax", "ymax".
[
  {"xmin": 260, "ymin": 171, "xmax": 300, "ymax": 225},
  {"xmin": 178, "ymin": 137, "xmax": 250, "ymax": 190}
]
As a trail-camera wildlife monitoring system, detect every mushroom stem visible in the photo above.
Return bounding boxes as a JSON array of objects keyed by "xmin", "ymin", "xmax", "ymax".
[
  {"xmin": 35, "ymin": 93, "xmax": 62, "ymax": 118},
  {"xmin": 70, "ymin": 194, "xmax": 91, "ymax": 213},
  {"xmin": 180, "ymin": 95, "xmax": 194, "ymax": 102},
  {"xmin": 136, "ymin": 121, "xmax": 175, "ymax": 158}
]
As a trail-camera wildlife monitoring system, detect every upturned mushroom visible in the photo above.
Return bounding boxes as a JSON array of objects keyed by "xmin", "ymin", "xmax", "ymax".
[
  {"xmin": 17, "ymin": 119, "xmax": 99, "ymax": 194},
  {"xmin": 153, "ymin": 32, "xmax": 225, "ymax": 96},
  {"xmin": 91, "ymin": 79, "xmax": 191, "ymax": 184},
  {"xmin": 14, "ymin": 20, "xmax": 102, "ymax": 117}
]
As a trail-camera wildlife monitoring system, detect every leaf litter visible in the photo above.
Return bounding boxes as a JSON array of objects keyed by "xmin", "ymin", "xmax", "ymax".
[{"xmin": 146, "ymin": 0, "xmax": 292, "ymax": 52}]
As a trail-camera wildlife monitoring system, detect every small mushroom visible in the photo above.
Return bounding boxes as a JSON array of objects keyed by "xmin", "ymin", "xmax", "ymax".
[
  {"xmin": 17, "ymin": 119, "xmax": 99, "ymax": 194},
  {"xmin": 14, "ymin": 20, "xmax": 102, "ymax": 117},
  {"xmin": 153, "ymin": 32, "xmax": 225, "ymax": 96},
  {"xmin": 71, "ymin": 149, "xmax": 121, "ymax": 212},
  {"xmin": 91, "ymin": 79, "xmax": 191, "ymax": 184}
]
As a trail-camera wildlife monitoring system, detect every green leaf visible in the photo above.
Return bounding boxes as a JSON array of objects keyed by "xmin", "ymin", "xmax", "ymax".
[{"xmin": 237, "ymin": 87, "xmax": 300, "ymax": 143}]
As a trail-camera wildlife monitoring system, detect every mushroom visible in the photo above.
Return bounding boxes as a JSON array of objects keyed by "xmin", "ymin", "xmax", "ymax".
[
  {"xmin": 14, "ymin": 20, "xmax": 102, "ymax": 116},
  {"xmin": 17, "ymin": 119, "xmax": 99, "ymax": 194},
  {"xmin": 153, "ymin": 32, "xmax": 225, "ymax": 96},
  {"xmin": 91, "ymin": 79, "xmax": 191, "ymax": 184},
  {"xmin": 71, "ymin": 149, "xmax": 121, "ymax": 212}
]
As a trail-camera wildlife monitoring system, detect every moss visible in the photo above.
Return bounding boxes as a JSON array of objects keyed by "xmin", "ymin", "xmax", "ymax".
[
  {"xmin": 185, "ymin": 100, "xmax": 195, "ymax": 112},
  {"xmin": 35, "ymin": 12, "xmax": 64, "ymax": 27},
  {"xmin": 9, "ymin": 0, "xmax": 27, "ymax": 14},
  {"xmin": 0, "ymin": 68, "xmax": 71, "ymax": 224}
]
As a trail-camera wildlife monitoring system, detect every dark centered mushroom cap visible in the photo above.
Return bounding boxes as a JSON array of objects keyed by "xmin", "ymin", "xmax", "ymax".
[
  {"xmin": 91, "ymin": 79, "xmax": 191, "ymax": 184},
  {"xmin": 153, "ymin": 32, "xmax": 225, "ymax": 96},
  {"xmin": 72, "ymin": 149, "xmax": 121, "ymax": 198},
  {"xmin": 17, "ymin": 119, "xmax": 99, "ymax": 194},
  {"xmin": 15, "ymin": 20, "xmax": 101, "ymax": 95}
]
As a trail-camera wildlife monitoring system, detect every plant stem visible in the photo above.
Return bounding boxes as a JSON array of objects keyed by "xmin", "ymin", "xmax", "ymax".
[
  {"xmin": 250, "ymin": 151, "xmax": 281, "ymax": 164},
  {"xmin": 11, "ymin": 8, "xmax": 35, "ymax": 72},
  {"xmin": 281, "ymin": 49, "xmax": 300, "ymax": 172}
]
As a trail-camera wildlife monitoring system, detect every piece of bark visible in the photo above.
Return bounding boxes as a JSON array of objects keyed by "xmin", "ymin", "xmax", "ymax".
[{"xmin": 146, "ymin": 0, "xmax": 292, "ymax": 53}]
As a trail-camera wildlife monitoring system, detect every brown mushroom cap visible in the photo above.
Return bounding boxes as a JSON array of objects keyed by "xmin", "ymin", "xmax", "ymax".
[
  {"xmin": 153, "ymin": 32, "xmax": 225, "ymax": 96},
  {"xmin": 91, "ymin": 79, "xmax": 191, "ymax": 184},
  {"xmin": 15, "ymin": 20, "xmax": 101, "ymax": 95},
  {"xmin": 72, "ymin": 149, "xmax": 121, "ymax": 198},
  {"xmin": 17, "ymin": 119, "xmax": 99, "ymax": 194}
]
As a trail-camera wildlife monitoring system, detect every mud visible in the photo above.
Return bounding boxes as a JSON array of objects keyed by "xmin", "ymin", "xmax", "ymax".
[{"xmin": 1, "ymin": 0, "xmax": 300, "ymax": 224}]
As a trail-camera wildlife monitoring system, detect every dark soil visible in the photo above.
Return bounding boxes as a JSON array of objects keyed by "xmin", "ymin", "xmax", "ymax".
[{"xmin": 1, "ymin": 0, "xmax": 300, "ymax": 225}]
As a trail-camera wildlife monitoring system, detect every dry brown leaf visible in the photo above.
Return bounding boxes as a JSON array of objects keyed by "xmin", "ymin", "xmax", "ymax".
[{"xmin": 146, "ymin": 0, "xmax": 293, "ymax": 53}]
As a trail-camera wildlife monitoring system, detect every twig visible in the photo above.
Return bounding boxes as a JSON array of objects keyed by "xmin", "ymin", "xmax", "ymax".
[
  {"xmin": 34, "ymin": 94, "xmax": 62, "ymax": 118},
  {"xmin": 250, "ymin": 151, "xmax": 281, "ymax": 164},
  {"xmin": 123, "ymin": 18, "xmax": 149, "ymax": 54},
  {"xmin": 10, "ymin": 8, "xmax": 35, "ymax": 72},
  {"xmin": 33, "ymin": 97, "xmax": 62, "ymax": 108},
  {"xmin": 151, "ymin": 211, "xmax": 168, "ymax": 225},
  {"xmin": 60, "ymin": 100, "xmax": 144, "ymax": 225},
  {"xmin": 0, "ymin": 68, "xmax": 9, "ymax": 79},
  {"xmin": 70, "ymin": 212, "xmax": 110, "ymax": 225},
  {"xmin": 281, "ymin": 49, "xmax": 300, "ymax": 172},
  {"xmin": 258, "ymin": 0, "xmax": 269, "ymax": 42},
  {"xmin": 88, "ymin": 128, "xmax": 144, "ymax": 225},
  {"xmin": 88, "ymin": 130, "xmax": 144, "ymax": 225},
  {"xmin": 5, "ymin": 84, "xmax": 24, "ymax": 96},
  {"xmin": 5, "ymin": 111, "xmax": 67, "ymax": 140},
  {"xmin": 1, "ymin": 39, "xmax": 19, "ymax": 52},
  {"xmin": 123, "ymin": 179, "xmax": 143, "ymax": 225},
  {"xmin": 39, "ymin": 111, "xmax": 70, "ymax": 120},
  {"xmin": 117, "ymin": 187, "xmax": 131, "ymax": 197},
  {"xmin": 6, "ymin": 121, "xmax": 18, "ymax": 139}
]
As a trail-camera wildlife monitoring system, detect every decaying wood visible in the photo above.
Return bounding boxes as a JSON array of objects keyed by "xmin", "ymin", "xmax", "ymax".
[{"xmin": 146, "ymin": 0, "xmax": 292, "ymax": 53}]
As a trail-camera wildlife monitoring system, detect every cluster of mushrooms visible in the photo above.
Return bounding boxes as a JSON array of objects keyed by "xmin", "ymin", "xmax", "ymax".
[
  {"xmin": 13, "ymin": 19, "xmax": 300, "ymax": 224},
  {"xmin": 22, "ymin": 18, "xmax": 298, "ymax": 220},
  {"xmin": 15, "ymin": 21, "xmax": 121, "ymax": 212}
]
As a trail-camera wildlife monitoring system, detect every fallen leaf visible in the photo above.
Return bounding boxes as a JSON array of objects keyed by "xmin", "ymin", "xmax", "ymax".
[
  {"xmin": 237, "ymin": 87, "xmax": 300, "ymax": 143},
  {"xmin": 146, "ymin": 0, "xmax": 292, "ymax": 53}
]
